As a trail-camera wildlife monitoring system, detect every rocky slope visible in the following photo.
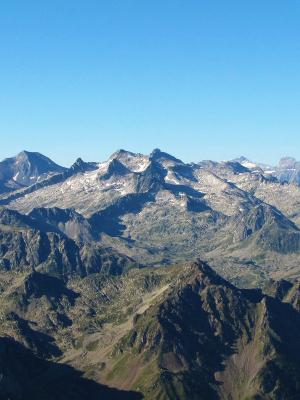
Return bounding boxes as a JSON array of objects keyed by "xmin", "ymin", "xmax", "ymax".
[
  {"xmin": 1, "ymin": 149, "xmax": 300, "ymax": 398},
  {"xmin": 1, "ymin": 260, "xmax": 300, "ymax": 399},
  {"xmin": 1, "ymin": 149, "xmax": 300, "ymax": 284},
  {"xmin": 0, "ymin": 206, "xmax": 138, "ymax": 277},
  {"xmin": 96, "ymin": 261, "xmax": 300, "ymax": 399}
]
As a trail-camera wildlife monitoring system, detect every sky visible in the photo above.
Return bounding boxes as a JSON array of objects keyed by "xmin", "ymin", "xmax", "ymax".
[{"xmin": 0, "ymin": 1, "xmax": 299, "ymax": 167}]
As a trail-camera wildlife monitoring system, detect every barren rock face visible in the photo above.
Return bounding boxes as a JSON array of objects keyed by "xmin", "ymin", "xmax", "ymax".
[{"xmin": 1, "ymin": 148, "xmax": 300, "ymax": 285}]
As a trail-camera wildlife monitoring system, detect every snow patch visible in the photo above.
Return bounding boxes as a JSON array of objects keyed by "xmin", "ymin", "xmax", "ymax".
[
  {"xmin": 241, "ymin": 161, "xmax": 258, "ymax": 169},
  {"xmin": 12, "ymin": 172, "xmax": 20, "ymax": 181}
]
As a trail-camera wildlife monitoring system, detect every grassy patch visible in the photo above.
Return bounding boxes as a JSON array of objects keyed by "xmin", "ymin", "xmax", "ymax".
[{"xmin": 86, "ymin": 339, "xmax": 99, "ymax": 352}]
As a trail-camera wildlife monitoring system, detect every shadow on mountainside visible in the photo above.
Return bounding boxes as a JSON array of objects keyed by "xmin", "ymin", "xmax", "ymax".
[
  {"xmin": 90, "ymin": 192, "xmax": 154, "ymax": 237},
  {"xmin": 0, "ymin": 337, "xmax": 143, "ymax": 400}
]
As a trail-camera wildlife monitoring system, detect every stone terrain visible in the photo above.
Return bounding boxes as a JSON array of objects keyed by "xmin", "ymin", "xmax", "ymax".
[
  {"xmin": 1, "ymin": 149, "xmax": 300, "ymax": 285},
  {"xmin": 0, "ymin": 149, "xmax": 300, "ymax": 399}
]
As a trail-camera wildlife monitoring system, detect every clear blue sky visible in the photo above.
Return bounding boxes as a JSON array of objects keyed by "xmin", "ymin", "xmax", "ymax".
[{"xmin": 0, "ymin": 1, "xmax": 299, "ymax": 166}]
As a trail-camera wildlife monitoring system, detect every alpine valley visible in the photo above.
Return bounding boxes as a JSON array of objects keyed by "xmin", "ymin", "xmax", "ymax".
[{"xmin": 0, "ymin": 149, "xmax": 300, "ymax": 399}]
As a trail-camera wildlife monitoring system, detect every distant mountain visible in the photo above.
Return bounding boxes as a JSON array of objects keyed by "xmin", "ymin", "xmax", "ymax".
[
  {"xmin": 1, "ymin": 148, "xmax": 300, "ymax": 285},
  {"xmin": 0, "ymin": 150, "xmax": 66, "ymax": 193},
  {"xmin": 276, "ymin": 157, "xmax": 300, "ymax": 185},
  {"xmin": 233, "ymin": 155, "xmax": 300, "ymax": 185},
  {"xmin": 69, "ymin": 157, "xmax": 98, "ymax": 174},
  {"xmin": 150, "ymin": 147, "xmax": 184, "ymax": 166},
  {"xmin": 232, "ymin": 155, "xmax": 262, "ymax": 170}
]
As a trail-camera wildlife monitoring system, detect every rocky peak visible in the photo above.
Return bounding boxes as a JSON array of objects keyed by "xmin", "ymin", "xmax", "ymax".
[
  {"xmin": 186, "ymin": 260, "xmax": 229, "ymax": 285},
  {"xmin": 0, "ymin": 150, "xmax": 66, "ymax": 191},
  {"xmin": 100, "ymin": 159, "xmax": 130, "ymax": 180},
  {"xmin": 150, "ymin": 148, "xmax": 183, "ymax": 164},
  {"xmin": 69, "ymin": 157, "xmax": 97, "ymax": 174},
  {"xmin": 109, "ymin": 149, "xmax": 137, "ymax": 162},
  {"xmin": 134, "ymin": 160, "xmax": 166, "ymax": 193},
  {"xmin": 233, "ymin": 155, "xmax": 250, "ymax": 163}
]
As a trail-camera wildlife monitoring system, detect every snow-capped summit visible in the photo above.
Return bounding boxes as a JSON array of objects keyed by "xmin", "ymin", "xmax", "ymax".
[{"xmin": 232, "ymin": 156, "xmax": 260, "ymax": 170}]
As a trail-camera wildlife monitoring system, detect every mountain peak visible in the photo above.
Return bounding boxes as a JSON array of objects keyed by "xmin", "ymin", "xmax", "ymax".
[
  {"xmin": 234, "ymin": 155, "xmax": 249, "ymax": 163},
  {"xmin": 232, "ymin": 156, "xmax": 260, "ymax": 170},
  {"xmin": 186, "ymin": 259, "xmax": 232, "ymax": 288},
  {"xmin": 70, "ymin": 158, "xmax": 97, "ymax": 173},
  {"xmin": 17, "ymin": 150, "xmax": 38, "ymax": 157},
  {"xmin": 17, "ymin": 150, "xmax": 31, "ymax": 157},
  {"xmin": 109, "ymin": 149, "xmax": 137, "ymax": 161},
  {"xmin": 150, "ymin": 148, "xmax": 183, "ymax": 164},
  {"xmin": 16, "ymin": 150, "xmax": 60, "ymax": 165},
  {"xmin": 100, "ymin": 159, "xmax": 130, "ymax": 180},
  {"xmin": 0, "ymin": 151, "xmax": 66, "ymax": 192}
]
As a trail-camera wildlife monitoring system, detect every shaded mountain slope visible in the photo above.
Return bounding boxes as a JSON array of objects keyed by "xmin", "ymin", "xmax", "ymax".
[
  {"xmin": 0, "ymin": 207, "xmax": 138, "ymax": 277},
  {"xmin": 0, "ymin": 337, "xmax": 142, "ymax": 400}
]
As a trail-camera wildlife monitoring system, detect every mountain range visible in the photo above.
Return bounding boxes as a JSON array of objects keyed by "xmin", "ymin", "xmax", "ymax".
[
  {"xmin": 1, "ymin": 149, "xmax": 300, "ymax": 285},
  {"xmin": 234, "ymin": 155, "xmax": 300, "ymax": 185},
  {"xmin": 0, "ymin": 149, "xmax": 300, "ymax": 399}
]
